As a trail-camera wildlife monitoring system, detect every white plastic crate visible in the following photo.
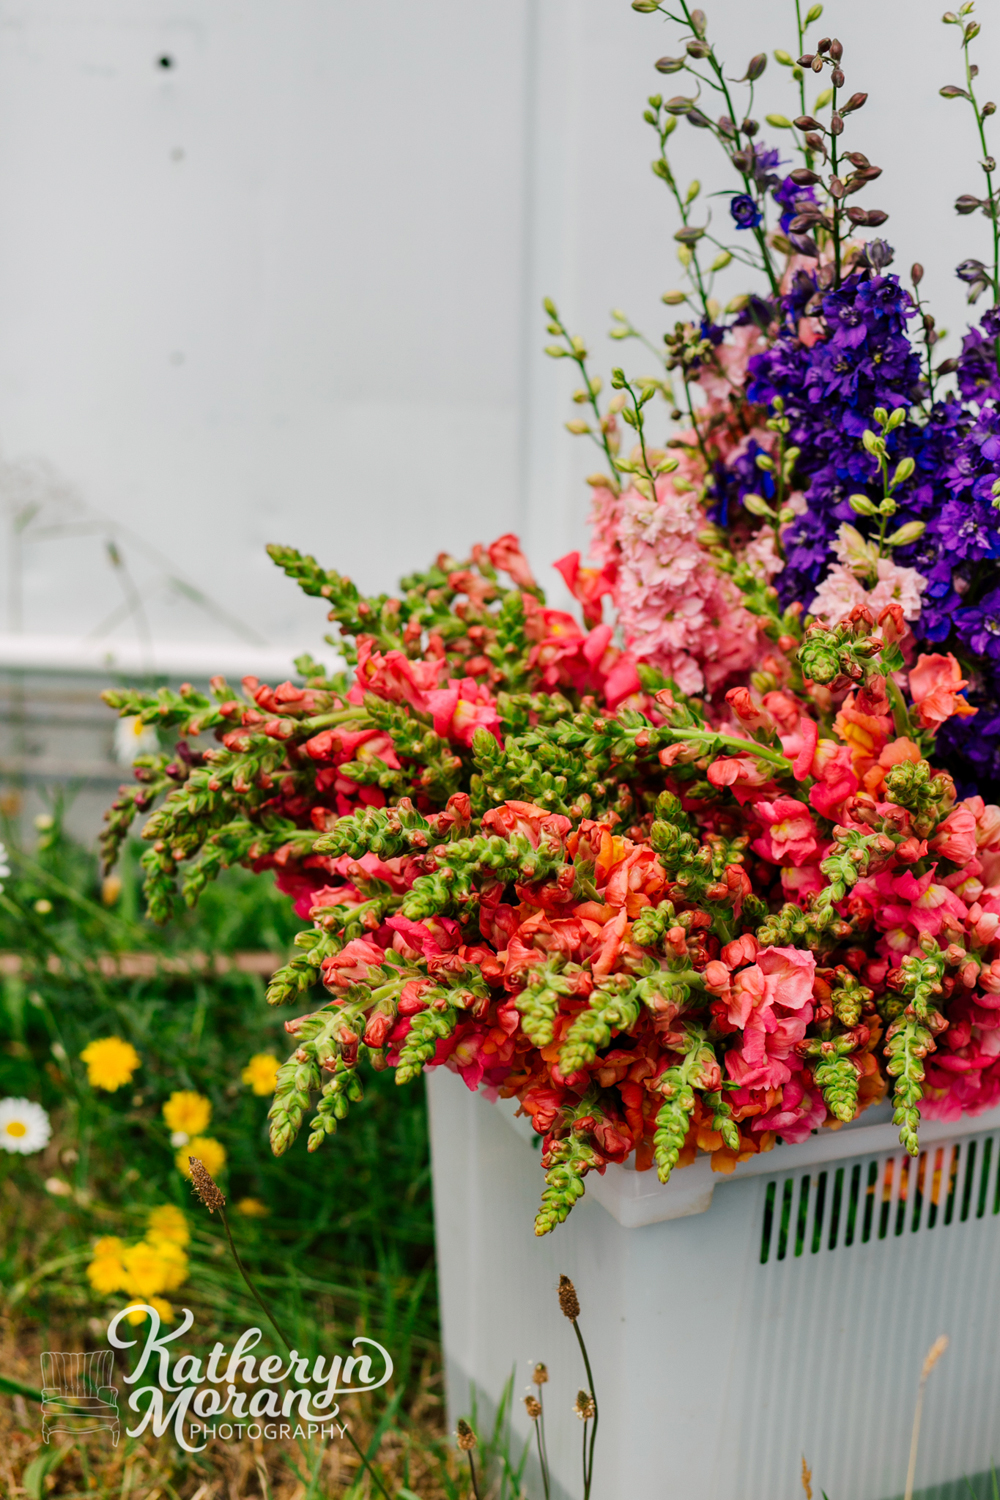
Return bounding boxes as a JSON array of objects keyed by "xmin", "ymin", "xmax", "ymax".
[{"xmin": 427, "ymin": 1067, "xmax": 1000, "ymax": 1500}]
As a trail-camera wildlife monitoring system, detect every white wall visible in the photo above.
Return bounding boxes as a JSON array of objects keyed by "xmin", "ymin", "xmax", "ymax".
[{"xmin": 0, "ymin": 0, "xmax": 991, "ymax": 657}]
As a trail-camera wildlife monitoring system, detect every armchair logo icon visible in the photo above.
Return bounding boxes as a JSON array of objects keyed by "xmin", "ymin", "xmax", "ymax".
[{"xmin": 40, "ymin": 1350, "xmax": 120, "ymax": 1446}]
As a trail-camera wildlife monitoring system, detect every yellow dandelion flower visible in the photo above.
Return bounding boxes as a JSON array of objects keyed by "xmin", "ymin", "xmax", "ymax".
[
  {"xmin": 162, "ymin": 1091, "xmax": 212, "ymax": 1137},
  {"xmin": 123, "ymin": 1296, "xmax": 174, "ymax": 1325},
  {"xmin": 121, "ymin": 1240, "xmax": 171, "ymax": 1298},
  {"xmin": 151, "ymin": 1239, "xmax": 189, "ymax": 1292},
  {"xmin": 86, "ymin": 1236, "xmax": 128, "ymax": 1294},
  {"xmin": 241, "ymin": 1053, "xmax": 281, "ymax": 1096},
  {"xmin": 235, "ymin": 1197, "xmax": 269, "ymax": 1217},
  {"xmin": 146, "ymin": 1203, "xmax": 190, "ymax": 1248},
  {"xmin": 176, "ymin": 1136, "xmax": 226, "ymax": 1180},
  {"xmin": 80, "ymin": 1037, "xmax": 141, "ymax": 1092}
]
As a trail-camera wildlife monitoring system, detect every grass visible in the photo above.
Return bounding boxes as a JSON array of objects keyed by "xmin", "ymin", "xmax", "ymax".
[{"xmin": 0, "ymin": 806, "xmax": 473, "ymax": 1496}]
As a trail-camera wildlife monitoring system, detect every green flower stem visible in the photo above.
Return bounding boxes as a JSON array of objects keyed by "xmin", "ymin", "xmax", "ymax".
[
  {"xmin": 653, "ymin": 118, "xmax": 711, "ymax": 318},
  {"xmin": 681, "ymin": 371, "xmax": 713, "ymax": 475},
  {"xmin": 885, "ymin": 673, "xmax": 915, "ymax": 741},
  {"xmin": 547, "ymin": 305, "xmax": 622, "ymax": 486},
  {"xmin": 217, "ymin": 1205, "xmax": 392, "ymax": 1500},
  {"xmin": 536, "ymin": 1396, "xmax": 552, "ymax": 1500},
  {"xmin": 829, "ymin": 69, "xmax": 844, "ymax": 289},
  {"xmin": 651, "ymin": 1, "xmax": 780, "ymax": 293},
  {"xmin": 659, "ymin": 725, "xmax": 794, "ymax": 773},
  {"xmin": 962, "ymin": 25, "xmax": 999, "ymax": 308},
  {"xmin": 571, "ymin": 1317, "xmax": 599, "ymax": 1500}
]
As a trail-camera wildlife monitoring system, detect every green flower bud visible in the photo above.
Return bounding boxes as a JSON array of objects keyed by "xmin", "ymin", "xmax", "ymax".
[
  {"xmin": 798, "ymin": 632, "xmax": 842, "ymax": 685},
  {"xmin": 885, "ymin": 520, "xmax": 926, "ymax": 547}
]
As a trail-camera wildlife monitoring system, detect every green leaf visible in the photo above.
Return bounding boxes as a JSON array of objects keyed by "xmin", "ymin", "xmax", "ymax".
[
  {"xmin": 0, "ymin": 1372, "xmax": 43, "ymax": 1401},
  {"xmin": 23, "ymin": 1444, "xmax": 74, "ymax": 1500}
]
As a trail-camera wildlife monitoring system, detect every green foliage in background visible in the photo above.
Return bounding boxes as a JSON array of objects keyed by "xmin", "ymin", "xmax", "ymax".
[{"xmin": 0, "ymin": 804, "xmax": 436, "ymax": 1401}]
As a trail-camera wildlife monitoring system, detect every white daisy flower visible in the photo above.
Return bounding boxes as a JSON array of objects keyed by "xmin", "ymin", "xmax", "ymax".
[
  {"xmin": 114, "ymin": 716, "xmax": 160, "ymax": 766},
  {"xmin": 0, "ymin": 1097, "xmax": 52, "ymax": 1154}
]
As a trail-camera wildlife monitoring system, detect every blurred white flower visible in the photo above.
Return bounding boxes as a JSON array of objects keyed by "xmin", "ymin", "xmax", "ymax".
[
  {"xmin": 0, "ymin": 840, "xmax": 10, "ymax": 891},
  {"xmin": 0, "ymin": 1097, "xmax": 52, "ymax": 1154},
  {"xmin": 45, "ymin": 1176, "xmax": 72, "ymax": 1196},
  {"xmin": 114, "ymin": 716, "xmax": 160, "ymax": 766},
  {"xmin": 170, "ymin": 1130, "xmax": 190, "ymax": 1147}
]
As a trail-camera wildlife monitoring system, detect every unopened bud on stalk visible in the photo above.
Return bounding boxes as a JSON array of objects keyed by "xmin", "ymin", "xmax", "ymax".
[
  {"xmin": 911, "ymin": 263, "xmax": 924, "ymax": 285},
  {"xmin": 525, "ymin": 1395, "xmax": 543, "ymax": 1420},
  {"xmin": 921, "ymin": 1335, "xmax": 949, "ymax": 1378},
  {"xmin": 558, "ymin": 1273, "xmax": 581, "ymax": 1320},
  {"xmin": 456, "ymin": 1419, "xmax": 477, "ymax": 1451},
  {"xmin": 189, "ymin": 1157, "xmax": 226, "ymax": 1213},
  {"xmin": 533, "ymin": 1362, "xmax": 549, "ymax": 1385},
  {"xmin": 886, "ymin": 521, "xmax": 926, "ymax": 547},
  {"xmin": 574, "ymin": 1390, "xmax": 596, "ymax": 1421}
]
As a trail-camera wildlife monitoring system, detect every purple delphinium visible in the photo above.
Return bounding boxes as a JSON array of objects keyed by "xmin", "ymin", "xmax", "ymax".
[
  {"xmin": 730, "ymin": 193, "xmax": 762, "ymax": 230},
  {"xmin": 721, "ymin": 263, "xmax": 1000, "ymax": 792},
  {"xmin": 957, "ymin": 305, "xmax": 1000, "ymax": 405},
  {"xmin": 955, "ymin": 584, "xmax": 1000, "ymax": 661},
  {"xmin": 773, "ymin": 174, "xmax": 816, "ymax": 235},
  {"xmin": 746, "ymin": 268, "xmax": 924, "ymax": 607}
]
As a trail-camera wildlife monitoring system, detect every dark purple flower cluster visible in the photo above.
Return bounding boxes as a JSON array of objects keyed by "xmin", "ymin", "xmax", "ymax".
[
  {"xmin": 730, "ymin": 193, "xmax": 762, "ymax": 230},
  {"xmin": 745, "ymin": 269, "xmax": 923, "ymax": 606},
  {"xmin": 773, "ymin": 174, "xmax": 816, "ymax": 235},
  {"xmin": 958, "ymin": 305, "xmax": 1000, "ymax": 405},
  {"xmin": 735, "ymin": 282, "xmax": 1000, "ymax": 794}
]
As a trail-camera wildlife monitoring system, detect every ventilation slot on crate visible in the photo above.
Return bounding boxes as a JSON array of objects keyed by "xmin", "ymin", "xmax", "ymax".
[{"xmin": 758, "ymin": 1132, "xmax": 1000, "ymax": 1264}]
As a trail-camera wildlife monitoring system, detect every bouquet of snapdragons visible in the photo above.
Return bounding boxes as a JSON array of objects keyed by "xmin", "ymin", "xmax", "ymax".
[{"xmin": 102, "ymin": 0, "xmax": 1000, "ymax": 1233}]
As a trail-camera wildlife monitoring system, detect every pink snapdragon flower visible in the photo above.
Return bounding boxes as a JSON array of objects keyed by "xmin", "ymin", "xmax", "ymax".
[
  {"xmin": 852, "ymin": 867, "xmax": 970, "ymax": 961},
  {"xmin": 751, "ymin": 796, "xmax": 820, "ymax": 866},
  {"xmin": 908, "ymin": 653, "xmax": 977, "ymax": 730},
  {"xmin": 589, "ymin": 476, "xmax": 761, "ymax": 694},
  {"xmin": 705, "ymin": 944, "xmax": 816, "ymax": 1090},
  {"xmin": 810, "ymin": 557, "xmax": 926, "ymax": 628},
  {"xmin": 425, "ymin": 677, "xmax": 502, "ymax": 746},
  {"xmin": 751, "ymin": 1075, "xmax": 827, "ymax": 1142}
]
